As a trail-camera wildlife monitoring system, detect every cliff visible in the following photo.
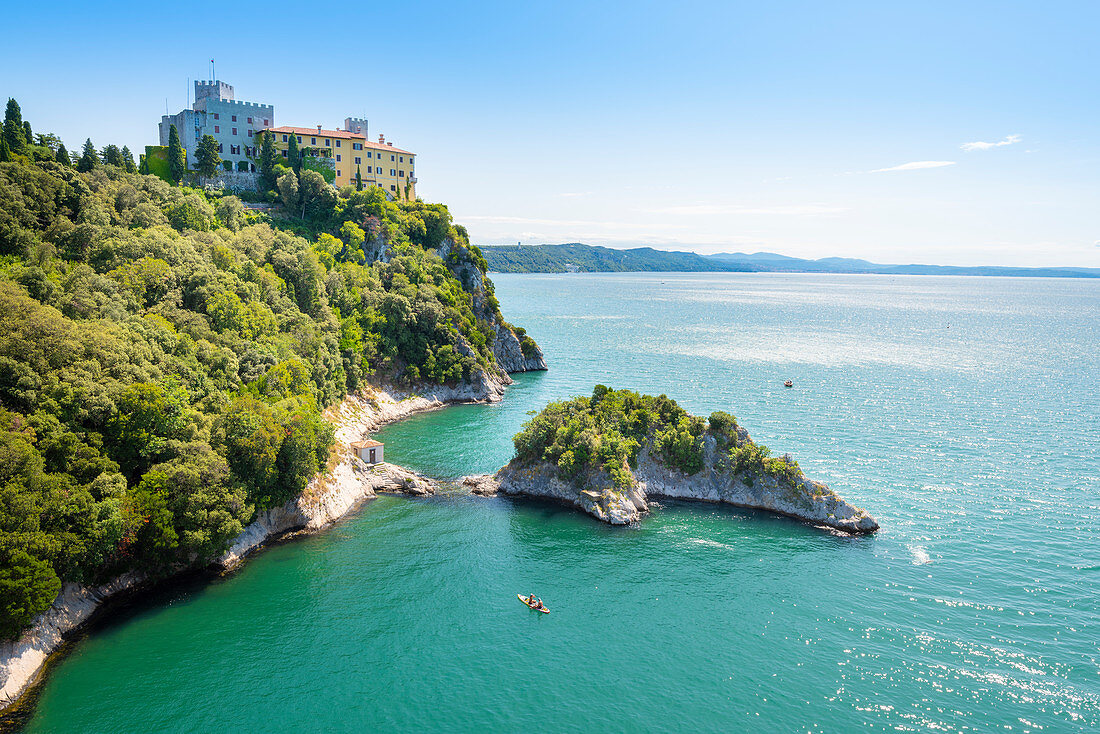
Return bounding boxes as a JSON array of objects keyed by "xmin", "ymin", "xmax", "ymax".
[
  {"xmin": 0, "ymin": 372, "xmax": 506, "ymax": 711},
  {"xmin": 464, "ymin": 387, "xmax": 878, "ymax": 534}
]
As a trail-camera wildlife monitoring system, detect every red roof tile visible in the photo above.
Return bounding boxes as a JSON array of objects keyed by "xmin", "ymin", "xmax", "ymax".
[{"xmin": 265, "ymin": 126, "xmax": 413, "ymax": 155}]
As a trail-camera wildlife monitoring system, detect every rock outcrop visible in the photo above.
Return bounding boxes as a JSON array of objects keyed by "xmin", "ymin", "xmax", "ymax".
[
  {"xmin": 469, "ymin": 433, "xmax": 878, "ymax": 535},
  {"xmin": 0, "ymin": 372, "xmax": 506, "ymax": 711},
  {"xmin": 492, "ymin": 322, "xmax": 548, "ymax": 373}
]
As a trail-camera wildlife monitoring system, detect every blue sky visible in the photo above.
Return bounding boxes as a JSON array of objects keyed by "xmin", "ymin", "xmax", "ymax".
[{"xmin": 3, "ymin": 1, "xmax": 1097, "ymax": 266}]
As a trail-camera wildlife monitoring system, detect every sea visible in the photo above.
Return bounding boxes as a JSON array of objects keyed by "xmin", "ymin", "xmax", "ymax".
[{"xmin": 17, "ymin": 273, "xmax": 1100, "ymax": 732}]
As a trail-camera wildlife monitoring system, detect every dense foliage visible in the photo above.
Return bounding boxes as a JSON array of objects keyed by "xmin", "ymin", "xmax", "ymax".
[
  {"xmin": 0, "ymin": 98, "xmax": 535, "ymax": 637},
  {"xmin": 512, "ymin": 386, "xmax": 800, "ymax": 491}
]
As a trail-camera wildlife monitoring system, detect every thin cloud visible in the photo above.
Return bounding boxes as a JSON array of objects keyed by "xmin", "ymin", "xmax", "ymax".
[
  {"xmin": 556, "ymin": 191, "xmax": 593, "ymax": 198},
  {"xmin": 869, "ymin": 161, "xmax": 956, "ymax": 173},
  {"xmin": 652, "ymin": 204, "xmax": 847, "ymax": 216},
  {"xmin": 961, "ymin": 134, "xmax": 1021, "ymax": 151}
]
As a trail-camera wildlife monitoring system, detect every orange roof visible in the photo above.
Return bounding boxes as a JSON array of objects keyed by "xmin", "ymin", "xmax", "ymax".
[
  {"xmin": 350, "ymin": 439, "xmax": 383, "ymax": 448},
  {"xmin": 266, "ymin": 126, "xmax": 414, "ymax": 155}
]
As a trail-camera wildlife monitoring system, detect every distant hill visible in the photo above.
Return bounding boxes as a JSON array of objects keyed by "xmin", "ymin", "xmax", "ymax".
[
  {"xmin": 479, "ymin": 244, "xmax": 755, "ymax": 273},
  {"xmin": 480, "ymin": 244, "xmax": 1100, "ymax": 278}
]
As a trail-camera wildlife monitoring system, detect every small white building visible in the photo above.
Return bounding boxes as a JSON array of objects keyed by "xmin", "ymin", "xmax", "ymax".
[{"xmin": 351, "ymin": 439, "xmax": 384, "ymax": 465}]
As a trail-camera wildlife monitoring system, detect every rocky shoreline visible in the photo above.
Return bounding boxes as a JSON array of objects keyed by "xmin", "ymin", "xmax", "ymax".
[
  {"xmin": 464, "ymin": 440, "xmax": 879, "ymax": 535},
  {"xmin": 0, "ymin": 371, "xmax": 511, "ymax": 713}
]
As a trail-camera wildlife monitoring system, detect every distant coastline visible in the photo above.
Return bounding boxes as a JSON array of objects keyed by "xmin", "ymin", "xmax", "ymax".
[{"xmin": 480, "ymin": 243, "xmax": 1100, "ymax": 278}]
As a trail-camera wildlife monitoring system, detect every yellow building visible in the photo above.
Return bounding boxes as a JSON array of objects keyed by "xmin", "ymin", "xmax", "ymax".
[{"xmin": 263, "ymin": 125, "xmax": 416, "ymax": 199}]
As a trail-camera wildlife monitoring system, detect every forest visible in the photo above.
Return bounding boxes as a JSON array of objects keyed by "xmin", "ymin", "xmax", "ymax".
[{"xmin": 0, "ymin": 98, "xmax": 532, "ymax": 638}]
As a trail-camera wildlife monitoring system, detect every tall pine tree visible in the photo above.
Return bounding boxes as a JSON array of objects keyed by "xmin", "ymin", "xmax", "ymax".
[
  {"xmin": 0, "ymin": 137, "xmax": 10, "ymax": 163},
  {"xmin": 3, "ymin": 98, "xmax": 26, "ymax": 154},
  {"xmin": 355, "ymin": 165, "xmax": 363, "ymax": 191},
  {"xmin": 195, "ymin": 134, "xmax": 222, "ymax": 180},
  {"xmin": 102, "ymin": 144, "xmax": 123, "ymax": 167},
  {"xmin": 287, "ymin": 133, "xmax": 300, "ymax": 173},
  {"xmin": 56, "ymin": 143, "xmax": 71, "ymax": 165},
  {"xmin": 167, "ymin": 124, "xmax": 186, "ymax": 183},
  {"xmin": 77, "ymin": 138, "xmax": 98, "ymax": 172},
  {"xmin": 258, "ymin": 131, "xmax": 278, "ymax": 191},
  {"xmin": 121, "ymin": 146, "xmax": 136, "ymax": 173},
  {"xmin": 22, "ymin": 121, "xmax": 32, "ymax": 146}
]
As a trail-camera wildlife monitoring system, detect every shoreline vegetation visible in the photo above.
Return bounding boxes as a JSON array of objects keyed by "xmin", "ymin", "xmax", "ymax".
[
  {"xmin": 464, "ymin": 386, "xmax": 878, "ymax": 534},
  {"xmin": 0, "ymin": 96, "xmax": 545, "ymax": 713},
  {"xmin": 480, "ymin": 243, "xmax": 1100, "ymax": 278},
  {"xmin": 0, "ymin": 378, "xmax": 510, "ymax": 720}
]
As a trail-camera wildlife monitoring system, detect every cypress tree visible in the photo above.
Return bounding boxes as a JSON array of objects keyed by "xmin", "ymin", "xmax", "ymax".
[
  {"xmin": 0, "ymin": 137, "xmax": 10, "ymax": 163},
  {"xmin": 139, "ymin": 154, "xmax": 149, "ymax": 175},
  {"xmin": 77, "ymin": 138, "xmax": 98, "ymax": 172},
  {"xmin": 287, "ymin": 133, "xmax": 300, "ymax": 173},
  {"xmin": 3, "ymin": 98, "xmax": 25, "ymax": 153},
  {"xmin": 56, "ymin": 143, "xmax": 70, "ymax": 165},
  {"xmin": 23, "ymin": 121, "xmax": 32, "ymax": 146},
  {"xmin": 121, "ymin": 146, "xmax": 136, "ymax": 172},
  {"xmin": 167, "ymin": 124, "xmax": 186, "ymax": 184},
  {"xmin": 355, "ymin": 165, "xmax": 363, "ymax": 191},
  {"xmin": 258, "ymin": 130, "xmax": 278, "ymax": 190}
]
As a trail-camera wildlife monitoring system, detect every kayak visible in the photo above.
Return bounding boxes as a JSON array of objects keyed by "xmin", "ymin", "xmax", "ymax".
[{"xmin": 518, "ymin": 594, "xmax": 550, "ymax": 613}]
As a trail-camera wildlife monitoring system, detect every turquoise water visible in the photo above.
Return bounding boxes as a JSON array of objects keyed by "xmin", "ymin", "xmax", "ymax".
[{"xmin": 20, "ymin": 274, "xmax": 1100, "ymax": 732}]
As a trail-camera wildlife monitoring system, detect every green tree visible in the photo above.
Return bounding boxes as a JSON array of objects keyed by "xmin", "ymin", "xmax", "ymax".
[
  {"xmin": 257, "ymin": 130, "xmax": 278, "ymax": 191},
  {"xmin": 167, "ymin": 124, "xmax": 186, "ymax": 183},
  {"xmin": 195, "ymin": 134, "xmax": 222, "ymax": 181},
  {"xmin": 121, "ymin": 146, "xmax": 137, "ymax": 173},
  {"xmin": 3, "ymin": 98, "xmax": 26, "ymax": 154},
  {"xmin": 277, "ymin": 169, "xmax": 299, "ymax": 211},
  {"xmin": 355, "ymin": 165, "xmax": 363, "ymax": 191},
  {"xmin": 298, "ymin": 169, "xmax": 336, "ymax": 220},
  {"xmin": 287, "ymin": 132, "xmax": 300, "ymax": 173},
  {"xmin": 0, "ymin": 549, "xmax": 61, "ymax": 640},
  {"xmin": 138, "ymin": 154, "xmax": 149, "ymax": 175},
  {"xmin": 55, "ymin": 143, "xmax": 71, "ymax": 166},
  {"xmin": 0, "ymin": 137, "xmax": 9, "ymax": 163},
  {"xmin": 77, "ymin": 138, "xmax": 98, "ymax": 172},
  {"xmin": 23, "ymin": 121, "xmax": 32, "ymax": 146},
  {"xmin": 102, "ymin": 144, "xmax": 123, "ymax": 167}
]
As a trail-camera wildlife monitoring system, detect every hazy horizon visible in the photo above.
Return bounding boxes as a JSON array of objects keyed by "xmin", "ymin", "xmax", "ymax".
[{"xmin": 4, "ymin": 1, "xmax": 1097, "ymax": 267}]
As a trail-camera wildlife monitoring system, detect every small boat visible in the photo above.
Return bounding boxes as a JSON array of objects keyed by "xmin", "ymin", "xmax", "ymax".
[
  {"xmin": 784, "ymin": 380, "xmax": 793, "ymax": 388},
  {"xmin": 518, "ymin": 594, "xmax": 550, "ymax": 613}
]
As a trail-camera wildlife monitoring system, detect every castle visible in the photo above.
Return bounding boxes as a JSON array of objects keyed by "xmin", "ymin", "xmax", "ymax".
[{"xmin": 159, "ymin": 80, "xmax": 415, "ymax": 198}]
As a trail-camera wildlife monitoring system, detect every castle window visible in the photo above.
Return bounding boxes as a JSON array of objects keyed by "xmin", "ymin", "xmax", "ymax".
[
  {"xmin": 336, "ymin": 141, "xmax": 341, "ymax": 147},
  {"xmin": 213, "ymin": 113, "xmax": 219, "ymax": 120},
  {"xmin": 247, "ymin": 117, "xmax": 253, "ymax": 124},
  {"xmin": 390, "ymin": 169, "xmax": 396, "ymax": 176},
  {"xmin": 353, "ymin": 143, "xmax": 362, "ymax": 150},
  {"xmin": 296, "ymin": 136, "xmax": 302, "ymax": 143},
  {"xmin": 355, "ymin": 157, "xmax": 361, "ymax": 164},
  {"xmin": 311, "ymin": 137, "xmax": 316, "ymax": 145},
  {"xmin": 324, "ymin": 139, "xmax": 330, "ymax": 146},
  {"xmin": 337, "ymin": 170, "xmax": 341, "ymax": 177},
  {"xmin": 232, "ymin": 128, "xmax": 237, "ymax": 135},
  {"xmin": 336, "ymin": 155, "xmax": 341, "ymax": 162},
  {"xmin": 232, "ymin": 115, "xmax": 237, "ymax": 122},
  {"xmin": 400, "ymin": 156, "xmax": 404, "ymax": 162},
  {"xmin": 399, "ymin": 170, "xmax": 404, "ymax": 177},
  {"xmin": 390, "ymin": 185, "xmax": 396, "ymax": 191},
  {"xmin": 282, "ymin": 134, "xmax": 288, "ymax": 142},
  {"xmin": 214, "ymin": 125, "xmax": 220, "ymax": 133},
  {"xmin": 264, "ymin": 119, "xmax": 269, "ymax": 126},
  {"xmin": 247, "ymin": 130, "xmax": 253, "ymax": 137},
  {"xmin": 218, "ymin": 144, "xmax": 223, "ymax": 152},
  {"xmin": 391, "ymin": 154, "xmax": 395, "ymax": 161},
  {"xmin": 281, "ymin": 150, "xmax": 287, "ymax": 157},
  {"xmin": 367, "ymin": 166, "xmax": 371, "ymax": 173}
]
